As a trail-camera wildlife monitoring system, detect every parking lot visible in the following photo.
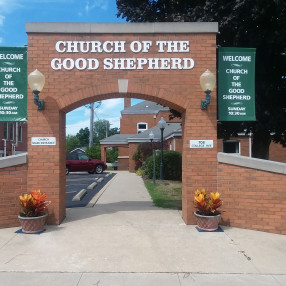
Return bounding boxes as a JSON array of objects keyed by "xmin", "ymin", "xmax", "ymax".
[{"xmin": 66, "ymin": 171, "xmax": 116, "ymax": 208}]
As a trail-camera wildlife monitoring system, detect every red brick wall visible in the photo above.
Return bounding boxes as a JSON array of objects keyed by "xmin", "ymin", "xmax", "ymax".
[
  {"xmin": 0, "ymin": 164, "xmax": 27, "ymax": 228},
  {"xmin": 165, "ymin": 137, "xmax": 183, "ymax": 152},
  {"xmin": 269, "ymin": 142, "xmax": 286, "ymax": 163},
  {"xmin": 128, "ymin": 143, "xmax": 138, "ymax": 171},
  {"xmin": 218, "ymin": 159, "xmax": 286, "ymax": 234}
]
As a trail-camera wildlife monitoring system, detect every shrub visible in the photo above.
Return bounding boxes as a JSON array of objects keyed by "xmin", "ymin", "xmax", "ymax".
[
  {"xmin": 86, "ymin": 145, "xmax": 101, "ymax": 159},
  {"xmin": 135, "ymin": 167, "xmax": 145, "ymax": 176},
  {"xmin": 143, "ymin": 151, "xmax": 182, "ymax": 181}
]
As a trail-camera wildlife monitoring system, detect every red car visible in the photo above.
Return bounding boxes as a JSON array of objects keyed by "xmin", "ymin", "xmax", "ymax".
[{"xmin": 66, "ymin": 152, "xmax": 107, "ymax": 175}]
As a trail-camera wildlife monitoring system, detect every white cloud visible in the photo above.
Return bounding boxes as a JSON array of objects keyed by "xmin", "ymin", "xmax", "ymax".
[
  {"xmin": 102, "ymin": 98, "xmax": 123, "ymax": 109},
  {"xmin": 84, "ymin": 107, "xmax": 91, "ymax": 117},
  {"xmin": 0, "ymin": 0, "xmax": 72, "ymax": 13},
  {"xmin": 0, "ymin": 15, "xmax": 5, "ymax": 26},
  {"xmin": 66, "ymin": 119, "xmax": 90, "ymax": 135},
  {"xmin": 85, "ymin": 0, "xmax": 109, "ymax": 14},
  {"xmin": 0, "ymin": 0, "xmax": 22, "ymax": 13},
  {"xmin": 66, "ymin": 99, "xmax": 123, "ymax": 135}
]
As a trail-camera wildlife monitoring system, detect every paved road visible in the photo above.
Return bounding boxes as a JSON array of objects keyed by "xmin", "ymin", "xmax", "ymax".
[{"xmin": 66, "ymin": 172, "xmax": 115, "ymax": 208}]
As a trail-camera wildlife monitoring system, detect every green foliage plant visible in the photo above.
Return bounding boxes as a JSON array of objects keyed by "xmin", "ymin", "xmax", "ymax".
[{"xmin": 144, "ymin": 151, "xmax": 182, "ymax": 181}]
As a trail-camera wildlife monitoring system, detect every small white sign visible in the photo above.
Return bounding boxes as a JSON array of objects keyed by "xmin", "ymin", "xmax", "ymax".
[
  {"xmin": 31, "ymin": 137, "xmax": 56, "ymax": 146},
  {"xmin": 190, "ymin": 140, "xmax": 213, "ymax": 149}
]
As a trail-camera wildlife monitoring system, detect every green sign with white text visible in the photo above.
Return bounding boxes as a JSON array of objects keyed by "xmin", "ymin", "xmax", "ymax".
[
  {"xmin": 0, "ymin": 47, "xmax": 27, "ymax": 121},
  {"xmin": 218, "ymin": 47, "xmax": 256, "ymax": 121}
]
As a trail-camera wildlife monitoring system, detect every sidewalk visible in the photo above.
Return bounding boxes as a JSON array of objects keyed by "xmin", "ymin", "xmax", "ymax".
[{"xmin": 0, "ymin": 171, "xmax": 286, "ymax": 285}]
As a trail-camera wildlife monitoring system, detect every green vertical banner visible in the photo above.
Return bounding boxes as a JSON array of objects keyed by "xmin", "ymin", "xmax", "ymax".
[
  {"xmin": 218, "ymin": 47, "xmax": 256, "ymax": 121},
  {"xmin": 0, "ymin": 47, "xmax": 27, "ymax": 121}
]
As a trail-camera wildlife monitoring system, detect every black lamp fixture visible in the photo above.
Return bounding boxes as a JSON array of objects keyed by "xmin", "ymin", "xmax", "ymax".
[
  {"xmin": 200, "ymin": 69, "xmax": 216, "ymax": 110},
  {"xmin": 28, "ymin": 69, "xmax": 45, "ymax": 110},
  {"xmin": 148, "ymin": 131, "xmax": 156, "ymax": 184},
  {"xmin": 158, "ymin": 117, "xmax": 167, "ymax": 180}
]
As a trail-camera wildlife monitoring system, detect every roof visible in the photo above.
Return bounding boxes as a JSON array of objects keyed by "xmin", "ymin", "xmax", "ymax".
[
  {"xmin": 100, "ymin": 123, "xmax": 182, "ymax": 145},
  {"xmin": 121, "ymin": 100, "xmax": 169, "ymax": 115},
  {"xmin": 100, "ymin": 134, "xmax": 134, "ymax": 145},
  {"xmin": 128, "ymin": 123, "xmax": 182, "ymax": 143}
]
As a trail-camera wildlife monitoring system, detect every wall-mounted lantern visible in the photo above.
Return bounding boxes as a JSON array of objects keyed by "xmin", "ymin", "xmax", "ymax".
[
  {"xmin": 200, "ymin": 69, "xmax": 216, "ymax": 110},
  {"xmin": 28, "ymin": 69, "xmax": 45, "ymax": 110}
]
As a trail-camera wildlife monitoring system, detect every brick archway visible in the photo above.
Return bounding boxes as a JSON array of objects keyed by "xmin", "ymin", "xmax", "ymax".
[{"xmin": 26, "ymin": 22, "xmax": 218, "ymax": 225}]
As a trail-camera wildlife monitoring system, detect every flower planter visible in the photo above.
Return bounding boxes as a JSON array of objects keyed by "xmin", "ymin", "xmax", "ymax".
[
  {"xmin": 18, "ymin": 213, "xmax": 48, "ymax": 233},
  {"xmin": 194, "ymin": 211, "xmax": 221, "ymax": 231}
]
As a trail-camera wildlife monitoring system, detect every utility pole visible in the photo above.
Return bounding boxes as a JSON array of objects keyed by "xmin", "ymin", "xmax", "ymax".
[
  {"xmin": 86, "ymin": 101, "xmax": 101, "ymax": 148},
  {"xmin": 106, "ymin": 121, "xmax": 109, "ymax": 138},
  {"xmin": 89, "ymin": 102, "xmax": 94, "ymax": 148}
]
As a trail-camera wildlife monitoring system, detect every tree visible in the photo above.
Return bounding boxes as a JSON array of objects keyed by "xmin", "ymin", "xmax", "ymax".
[
  {"xmin": 109, "ymin": 127, "xmax": 120, "ymax": 136},
  {"xmin": 86, "ymin": 145, "xmax": 101, "ymax": 159},
  {"xmin": 106, "ymin": 147, "xmax": 118, "ymax": 163},
  {"xmin": 94, "ymin": 119, "xmax": 110, "ymax": 143},
  {"xmin": 66, "ymin": 135, "xmax": 81, "ymax": 152},
  {"xmin": 93, "ymin": 120, "xmax": 120, "ymax": 144},
  {"xmin": 76, "ymin": 127, "xmax": 90, "ymax": 147},
  {"xmin": 116, "ymin": 0, "xmax": 286, "ymax": 159}
]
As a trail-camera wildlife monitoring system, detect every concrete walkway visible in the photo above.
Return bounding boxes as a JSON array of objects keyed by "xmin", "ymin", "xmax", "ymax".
[{"xmin": 0, "ymin": 171, "xmax": 286, "ymax": 285}]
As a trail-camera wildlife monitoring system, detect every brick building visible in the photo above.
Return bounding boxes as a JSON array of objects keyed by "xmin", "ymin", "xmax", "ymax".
[{"xmin": 100, "ymin": 99, "xmax": 181, "ymax": 170}]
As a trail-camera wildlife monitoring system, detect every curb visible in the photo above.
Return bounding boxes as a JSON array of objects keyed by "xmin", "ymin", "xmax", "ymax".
[
  {"xmin": 72, "ymin": 189, "xmax": 87, "ymax": 201},
  {"xmin": 87, "ymin": 173, "xmax": 117, "ymax": 207}
]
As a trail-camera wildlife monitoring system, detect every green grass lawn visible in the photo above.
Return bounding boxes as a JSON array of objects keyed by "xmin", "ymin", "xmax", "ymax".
[{"xmin": 144, "ymin": 180, "xmax": 182, "ymax": 210}]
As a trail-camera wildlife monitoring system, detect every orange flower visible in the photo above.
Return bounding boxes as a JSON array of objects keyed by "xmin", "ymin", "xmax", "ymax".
[
  {"xmin": 210, "ymin": 192, "xmax": 220, "ymax": 201},
  {"xmin": 194, "ymin": 189, "xmax": 222, "ymax": 216},
  {"xmin": 19, "ymin": 189, "xmax": 50, "ymax": 217}
]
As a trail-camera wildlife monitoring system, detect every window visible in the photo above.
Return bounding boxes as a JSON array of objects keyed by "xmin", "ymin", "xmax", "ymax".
[
  {"xmin": 137, "ymin": 122, "xmax": 148, "ymax": 134},
  {"xmin": 222, "ymin": 140, "xmax": 240, "ymax": 154},
  {"xmin": 66, "ymin": 153, "xmax": 78, "ymax": 160},
  {"xmin": 18, "ymin": 124, "xmax": 23, "ymax": 142},
  {"xmin": 9, "ymin": 123, "xmax": 14, "ymax": 141},
  {"xmin": 78, "ymin": 154, "xmax": 89, "ymax": 160},
  {"xmin": 3, "ymin": 122, "xmax": 8, "ymax": 140}
]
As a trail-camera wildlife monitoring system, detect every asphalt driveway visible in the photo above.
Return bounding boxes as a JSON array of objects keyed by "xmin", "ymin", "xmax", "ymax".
[{"xmin": 66, "ymin": 172, "xmax": 115, "ymax": 208}]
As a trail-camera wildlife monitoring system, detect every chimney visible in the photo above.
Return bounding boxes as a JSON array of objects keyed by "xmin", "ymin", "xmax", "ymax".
[{"xmin": 124, "ymin": 98, "xmax": 131, "ymax": 109}]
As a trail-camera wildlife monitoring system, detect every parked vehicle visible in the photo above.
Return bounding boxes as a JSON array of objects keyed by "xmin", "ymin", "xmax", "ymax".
[{"xmin": 66, "ymin": 152, "xmax": 107, "ymax": 175}]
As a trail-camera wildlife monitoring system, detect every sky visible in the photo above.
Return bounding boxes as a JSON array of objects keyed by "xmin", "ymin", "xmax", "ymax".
[{"xmin": 0, "ymin": 0, "xmax": 142, "ymax": 135}]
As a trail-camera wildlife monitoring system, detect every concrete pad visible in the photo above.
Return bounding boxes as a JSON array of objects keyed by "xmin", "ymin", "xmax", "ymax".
[
  {"xmin": 273, "ymin": 275, "xmax": 286, "ymax": 285},
  {"xmin": 97, "ymin": 177, "xmax": 104, "ymax": 183},
  {"xmin": 178, "ymin": 273, "xmax": 283, "ymax": 286},
  {"xmin": 223, "ymin": 227, "xmax": 286, "ymax": 274},
  {"xmin": 0, "ymin": 272, "xmax": 81, "ymax": 286},
  {"xmin": 79, "ymin": 273, "xmax": 180, "ymax": 286}
]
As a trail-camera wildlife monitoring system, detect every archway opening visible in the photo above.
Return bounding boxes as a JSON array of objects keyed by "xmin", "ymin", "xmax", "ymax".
[{"xmin": 64, "ymin": 94, "xmax": 184, "ymax": 212}]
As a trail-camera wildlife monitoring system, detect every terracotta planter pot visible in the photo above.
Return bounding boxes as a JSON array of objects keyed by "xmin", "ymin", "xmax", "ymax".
[
  {"xmin": 194, "ymin": 211, "xmax": 221, "ymax": 231},
  {"xmin": 18, "ymin": 213, "xmax": 48, "ymax": 233}
]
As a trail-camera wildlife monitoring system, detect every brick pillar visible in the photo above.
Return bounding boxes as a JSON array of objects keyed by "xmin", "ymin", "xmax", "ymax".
[
  {"xmin": 181, "ymin": 91, "xmax": 218, "ymax": 225},
  {"xmin": 27, "ymin": 97, "xmax": 66, "ymax": 225},
  {"xmin": 124, "ymin": 98, "xmax": 131, "ymax": 109},
  {"xmin": 101, "ymin": 145, "xmax": 106, "ymax": 162},
  {"xmin": 128, "ymin": 143, "xmax": 137, "ymax": 171}
]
